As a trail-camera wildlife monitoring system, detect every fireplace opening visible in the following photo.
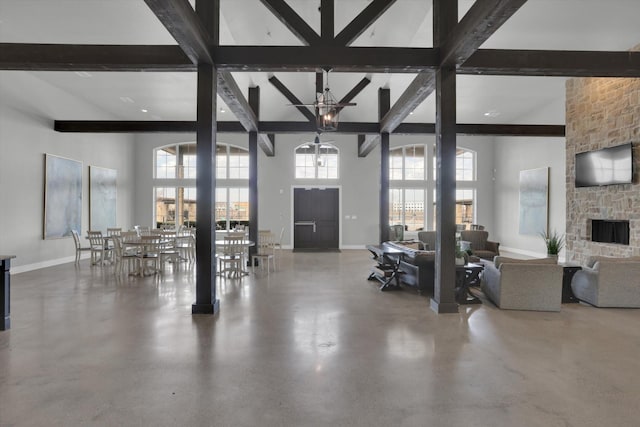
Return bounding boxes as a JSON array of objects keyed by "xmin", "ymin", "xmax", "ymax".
[{"xmin": 591, "ymin": 220, "xmax": 630, "ymax": 245}]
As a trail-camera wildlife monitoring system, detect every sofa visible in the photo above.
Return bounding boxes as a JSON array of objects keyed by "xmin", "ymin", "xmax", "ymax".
[
  {"xmin": 384, "ymin": 241, "xmax": 435, "ymax": 295},
  {"xmin": 571, "ymin": 256, "xmax": 640, "ymax": 308},
  {"xmin": 460, "ymin": 230, "xmax": 500, "ymax": 260},
  {"xmin": 481, "ymin": 256, "xmax": 563, "ymax": 311}
]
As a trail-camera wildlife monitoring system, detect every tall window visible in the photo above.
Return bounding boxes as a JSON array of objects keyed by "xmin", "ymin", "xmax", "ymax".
[
  {"xmin": 154, "ymin": 142, "xmax": 248, "ymax": 230},
  {"xmin": 432, "ymin": 148, "xmax": 476, "ymax": 181},
  {"xmin": 295, "ymin": 143, "xmax": 339, "ymax": 179},
  {"xmin": 390, "ymin": 145, "xmax": 478, "ymax": 231}
]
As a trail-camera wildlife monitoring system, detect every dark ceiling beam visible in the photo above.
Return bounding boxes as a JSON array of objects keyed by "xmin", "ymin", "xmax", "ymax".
[
  {"xmin": 268, "ymin": 76, "xmax": 316, "ymax": 123},
  {"xmin": 380, "ymin": 72, "xmax": 436, "ymax": 133},
  {"xmin": 334, "ymin": 75, "xmax": 371, "ymax": 115},
  {"xmin": 259, "ymin": 0, "xmax": 321, "ymax": 46},
  {"xmin": 143, "ymin": 0, "xmax": 213, "ymax": 64},
  {"xmin": 338, "ymin": 76, "xmax": 371, "ymax": 105},
  {"xmin": 357, "ymin": 135, "xmax": 381, "ymax": 157},
  {"xmin": 321, "ymin": 0, "xmax": 334, "ymax": 42},
  {"xmin": 334, "ymin": 0, "xmax": 398, "ymax": 46},
  {"xmin": 54, "ymin": 120, "xmax": 565, "ymax": 137},
  {"xmin": 218, "ymin": 71, "xmax": 274, "ymax": 155},
  {"xmin": 440, "ymin": 0, "xmax": 528, "ymax": 68},
  {"xmin": 0, "ymin": 43, "xmax": 194, "ymax": 71},
  {"xmin": 4, "ymin": 44, "xmax": 640, "ymax": 77},
  {"xmin": 214, "ymin": 46, "xmax": 438, "ymax": 72},
  {"xmin": 258, "ymin": 121, "xmax": 381, "ymax": 134},
  {"xmin": 461, "ymin": 49, "xmax": 640, "ymax": 77},
  {"xmin": 373, "ymin": 0, "xmax": 527, "ymax": 149}
]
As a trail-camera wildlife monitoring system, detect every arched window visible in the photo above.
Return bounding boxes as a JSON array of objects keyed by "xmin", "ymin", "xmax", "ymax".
[
  {"xmin": 295, "ymin": 142, "xmax": 339, "ymax": 179},
  {"xmin": 153, "ymin": 142, "xmax": 249, "ymax": 230}
]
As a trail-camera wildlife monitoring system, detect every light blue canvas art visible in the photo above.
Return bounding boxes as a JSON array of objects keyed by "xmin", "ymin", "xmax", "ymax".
[
  {"xmin": 89, "ymin": 166, "xmax": 117, "ymax": 233},
  {"xmin": 519, "ymin": 167, "xmax": 549, "ymax": 235},
  {"xmin": 44, "ymin": 154, "xmax": 82, "ymax": 239}
]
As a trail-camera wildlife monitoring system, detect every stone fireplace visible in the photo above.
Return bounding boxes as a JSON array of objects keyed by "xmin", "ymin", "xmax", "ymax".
[{"xmin": 565, "ymin": 76, "xmax": 640, "ymax": 265}]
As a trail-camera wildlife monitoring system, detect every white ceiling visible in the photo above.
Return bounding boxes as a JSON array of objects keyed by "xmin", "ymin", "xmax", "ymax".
[{"xmin": 1, "ymin": 0, "xmax": 640, "ymax": 126}]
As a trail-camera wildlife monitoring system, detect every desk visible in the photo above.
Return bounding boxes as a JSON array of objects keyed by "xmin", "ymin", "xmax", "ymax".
[
  {"xmin": 366, "ymin": 244, "xmax": 405, "ymax": 291},
  {"xmin": 1, "ymin": 255, "xmax": 16, "ymax": 330},
  {"xmin": 455, "ymin": 262, "xmax": 483, "ymax": 304}
]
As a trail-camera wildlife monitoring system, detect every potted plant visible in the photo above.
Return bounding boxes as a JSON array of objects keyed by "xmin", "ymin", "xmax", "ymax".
[
  {"xmin": 539, "ymin": 230, "xmax": 565, "ymax": 258},
  {"xmin": 455, "ymin": 242, "xmax": 467, "ymax": 266}
]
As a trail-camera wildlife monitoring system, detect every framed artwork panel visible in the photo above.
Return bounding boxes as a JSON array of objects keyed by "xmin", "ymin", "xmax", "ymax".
[
  {"xmin": 89, "ymin": 166, "xmax": 117, "ymax": 233},
  {"xmin": 44, "ymin": 154, "xmax": 82, "ymax": 239},
  {"xmin": 518, "ymin": 167, "xmax": 549, "ymax": 236}
]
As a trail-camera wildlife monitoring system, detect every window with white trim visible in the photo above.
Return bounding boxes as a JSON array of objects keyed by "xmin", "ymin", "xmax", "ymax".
[
  {"xmin": 295, "ymin": 143, "xmax": 339, "ymax": 179},
  {"xmin": 153, "ymin": 142, "xmax": 249, "ymax": 230}
]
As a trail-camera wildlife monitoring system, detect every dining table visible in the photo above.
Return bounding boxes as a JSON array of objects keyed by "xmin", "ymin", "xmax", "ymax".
[{"xmin": 215, "ymin": 239, "xmax": 255, "ymax": 276}]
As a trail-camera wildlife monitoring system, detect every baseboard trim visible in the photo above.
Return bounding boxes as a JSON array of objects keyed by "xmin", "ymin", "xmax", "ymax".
[{"xmin": 12, "ymin": 254, "xmax": 87, "ymax": 274}]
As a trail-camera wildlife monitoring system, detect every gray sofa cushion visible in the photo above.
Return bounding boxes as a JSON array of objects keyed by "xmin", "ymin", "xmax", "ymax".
[{"xmin": 494, "ymin": 256, "xmax": 557, "ymax": 269}]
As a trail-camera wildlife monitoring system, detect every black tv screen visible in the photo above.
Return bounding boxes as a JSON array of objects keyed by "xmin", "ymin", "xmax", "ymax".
[{"xmin": 575, "ymin": 143, "xmax": 633, "ymax": 187}]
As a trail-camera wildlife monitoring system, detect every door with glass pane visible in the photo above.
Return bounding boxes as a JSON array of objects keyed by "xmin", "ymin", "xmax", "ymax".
[{"xmin": 293, "ymin": 188, "xmax": 339, "ymax": 250}]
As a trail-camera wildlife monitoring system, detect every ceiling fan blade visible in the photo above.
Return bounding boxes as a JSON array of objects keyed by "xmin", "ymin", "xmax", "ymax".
[{"xmin": 336, "ymin": 102, "xmax": 357, "ymax": 107}]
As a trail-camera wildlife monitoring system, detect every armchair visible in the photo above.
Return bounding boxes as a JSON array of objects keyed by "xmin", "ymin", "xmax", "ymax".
[
  {"xmin": 481, "ymin": 256, "xmax": 563, "ymax": 311},
  {"xmin": 571, "ymin": 258, "xmax": 640, "ymax": 308},
  {"xmin": 460, "ymin": 230, "xmax": 500, "ymax": 260}
]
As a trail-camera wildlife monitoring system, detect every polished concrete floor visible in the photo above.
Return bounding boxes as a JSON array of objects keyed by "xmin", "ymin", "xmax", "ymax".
[{"xmin": 1, "ymin": 250, "xmax": 640, "ymax": 426}]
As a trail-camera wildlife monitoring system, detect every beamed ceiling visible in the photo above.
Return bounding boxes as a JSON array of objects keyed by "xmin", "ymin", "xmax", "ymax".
[{"xmin": 2, "ymin": 0, "xmax": 640, "ymax": 154}]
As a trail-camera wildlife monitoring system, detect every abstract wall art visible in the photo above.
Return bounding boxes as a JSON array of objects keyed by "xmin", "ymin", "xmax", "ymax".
[
  {"xmin": 519, "ymin": 167, "xmax": 549, "ymax": 235},
  {"xmin": 44, "ymin": 154, "xmax": 82, "ymax": 239},
  {"xmin": 89, "ymin": 166, "xmax": 117, "ymax": 233}
]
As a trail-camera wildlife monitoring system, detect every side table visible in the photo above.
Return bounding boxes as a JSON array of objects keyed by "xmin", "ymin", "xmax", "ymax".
[
  {"xmin": 455, "ymin": 262, "xmax": 483, "ymax": 305},
  {"xmin": 561, "ymin": 264, "xmax": 581, "ymax": 303}
]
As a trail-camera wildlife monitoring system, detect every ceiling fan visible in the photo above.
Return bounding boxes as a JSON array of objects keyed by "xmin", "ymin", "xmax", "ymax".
[
  {"xmin": 305, "ymin": 132, "xmax": 335, "ymax": 145},
  {"xmin": 288, "ymin": 67, "xmax": 356, "ymax": 132}
]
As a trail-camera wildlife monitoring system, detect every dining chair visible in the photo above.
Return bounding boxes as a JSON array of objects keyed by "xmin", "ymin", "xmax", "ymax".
[
  {"xmin": 273, "ymin": 227, "xmax": 285, "ymax": 262},
  {"xmin": 106, "ymin": 227, "xmax": 122, "ymax": 237},
  {"xmin": 175, "ymin": 234, "xmax": 196, "ymax": 266},
  {"xmin": 112, "ymin": 236, "xmax": 138, "ymax": 275},
  {"xmin": 158, "ymin": 232, "xmax": 181, "ymax": 271},
  {"xmin": 71, "ymin": 229, "xmax": 92, "ymax": 264},
  {"xmin": 251, "ymin": 231, "xmax": 276, "ymax": 275},
  {"xmin": 136, "ymin": 235, "xmax": 162, "ymax": 275},
  {"xmin": 216, "ymin": 236, "xmax": 245, "ymax": 278},
  {"xmin": 87, "ymin": 230, "xmax": 113, "ymax": 265}
]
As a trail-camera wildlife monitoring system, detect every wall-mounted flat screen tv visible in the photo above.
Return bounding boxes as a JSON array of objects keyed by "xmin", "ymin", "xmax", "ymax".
[{"xmin": 575, "ymin": 143, "xmax": 633, "ymax": 187}]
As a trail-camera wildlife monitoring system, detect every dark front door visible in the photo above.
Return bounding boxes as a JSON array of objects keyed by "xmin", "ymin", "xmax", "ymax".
[{"xmin": 293, "ymin": 188, "xmax": 339, "ymax": 250}]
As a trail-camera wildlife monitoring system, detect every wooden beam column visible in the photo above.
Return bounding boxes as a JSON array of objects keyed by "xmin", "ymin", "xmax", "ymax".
[
  {"xmin": 431, "ymin": 0, "xmax": 458, "ymax": 314},
  {"xmin": 192, "ymin": 0, "xmax": 219, "ymax": 315},
  {"xmin": 379, "ymin": 88, "xmax": 390, "ymax": 243},
  {"xmin": 248, "ymin": 87, "xmax": 260, "ymax": 263}
]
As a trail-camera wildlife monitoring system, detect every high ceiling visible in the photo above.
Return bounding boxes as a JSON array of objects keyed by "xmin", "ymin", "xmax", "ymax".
[{"xmin": 1, "ymin": 0, "xmax": 640, "ymax": 127}]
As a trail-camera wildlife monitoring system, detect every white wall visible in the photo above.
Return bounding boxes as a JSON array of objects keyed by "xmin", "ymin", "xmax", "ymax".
[
  {"xmin": 0, "ymin": 72, "xmax": 136, "ymax": 272},
  {"xmin": 133, "ymin": 132, "xmax": 495, "ymax": 248},
  {"xmin": 492, "ymin": 137, "xmax": 566, "ymax": 258}
]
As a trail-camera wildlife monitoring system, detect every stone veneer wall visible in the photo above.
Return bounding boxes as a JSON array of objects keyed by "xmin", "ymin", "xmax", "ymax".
[{"xmin": 566, "ymin": 77, "xmax": 640, "ymax": 265}]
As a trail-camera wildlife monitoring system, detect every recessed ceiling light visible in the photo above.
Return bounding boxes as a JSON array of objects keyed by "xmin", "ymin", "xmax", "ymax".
[
  {"xmin": 141, "ymin": 109, "xmax": 148, "ymax": 113},
  {"xmin": 409, "ymin": 111, "xmax": 414, "ymax": 115},
  {"xmin": 74, "ymin": 71, "xmax": 92, "ymax": 78},
  {"xmin": 484, "ymin": 110, "xmax": 500, "ymax": 117},
  {"xmin": 220, "ymin": 108, "xmax": 226, "ymax": 113}
]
